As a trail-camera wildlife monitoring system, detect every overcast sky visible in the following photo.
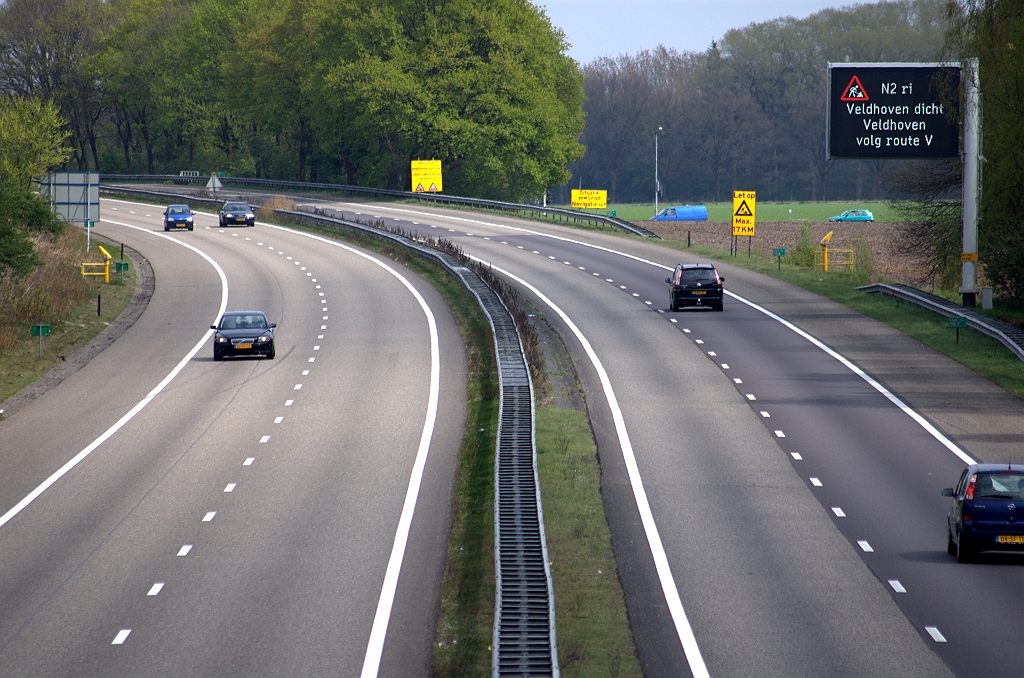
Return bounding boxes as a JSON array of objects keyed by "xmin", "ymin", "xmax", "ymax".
[{"xmin": 537, "ymin": 0, "xmax": 857, "ymax": 64}]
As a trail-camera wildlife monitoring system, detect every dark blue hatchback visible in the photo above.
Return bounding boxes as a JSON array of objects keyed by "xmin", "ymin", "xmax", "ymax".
[{"xmin": 943, "ymin": 464, "xmax": 1024, "ymax": 562}]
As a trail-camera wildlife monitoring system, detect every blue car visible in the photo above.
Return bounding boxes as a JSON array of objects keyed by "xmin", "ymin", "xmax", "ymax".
[
  {"xmin": 828, "ymin": 209, "xmax": 874, "ymax": 222},
  {"xmin": 164, "ymin": 204, "xmax": 194, "ymax": 231},
  {"xmin": 943, "ymin": 464, "xmax": 1024, "ymax": 562},
  {"xmin": 651, "ymin": 205, "xmax": 708, "ymax": 221}
]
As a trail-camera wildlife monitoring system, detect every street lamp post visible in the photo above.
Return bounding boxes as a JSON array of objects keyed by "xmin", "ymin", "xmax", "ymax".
[{"xmin": 655, "ymin": 127, "xmax": 663, "ymax": 216}]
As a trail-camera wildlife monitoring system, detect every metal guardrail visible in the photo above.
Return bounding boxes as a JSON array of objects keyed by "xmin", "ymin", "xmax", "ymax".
[
  {"xmin": 99, "ymin": 173, "xmax": 659, "ymax": 238},
  {"xmin": 859, "ymin": 283, "xmax": 1024, "ymax": 362}
]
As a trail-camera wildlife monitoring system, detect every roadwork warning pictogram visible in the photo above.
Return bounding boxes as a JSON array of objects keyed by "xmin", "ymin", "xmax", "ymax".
[
  {"xmin": 734, "ymin": 200, "xmax": 753, "ymax": 217},
  {"xmin": 415, "ymin": 183, "xmax": 425, "ymax": 192},
  {"xmin": 840, "ymin": 75, "xmax": 869, "ymax": 101}
]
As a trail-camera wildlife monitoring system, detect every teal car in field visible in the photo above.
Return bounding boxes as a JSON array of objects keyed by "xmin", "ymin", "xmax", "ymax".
[{"xmin": 829, "ymin": 209, "xmax": 874, "ymax": 222}]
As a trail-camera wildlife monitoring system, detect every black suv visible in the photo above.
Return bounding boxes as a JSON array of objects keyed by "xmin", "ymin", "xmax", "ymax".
[{"xmin": 666, "ymin": 264, "xmax": 725, "ymax": 311}]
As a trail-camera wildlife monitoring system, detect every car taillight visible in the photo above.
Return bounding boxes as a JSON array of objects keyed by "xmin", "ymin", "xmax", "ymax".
[{"xmin": 966, "ymin": 473, "xmax": 977, "ymax": 500}]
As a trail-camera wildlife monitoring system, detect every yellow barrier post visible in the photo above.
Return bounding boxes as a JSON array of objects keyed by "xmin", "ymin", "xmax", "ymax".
[
  {"xmin": 819, "ymin": 231, "xmax": 833, "ymax": 272},
  {"xmin": 81, "ymin": 245, "xmax": 112, "ymax": 283}
]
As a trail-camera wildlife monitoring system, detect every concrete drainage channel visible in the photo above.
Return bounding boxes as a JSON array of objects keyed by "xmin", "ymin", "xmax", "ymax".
[{"xmin": 98, "ymin": 188, "xmax": 559, "ymax": 675}]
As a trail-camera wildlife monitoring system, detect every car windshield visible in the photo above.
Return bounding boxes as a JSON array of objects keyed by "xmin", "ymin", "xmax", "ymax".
[
  {"xmin": 974, "ymin": 473, "xmax": 1024, "ymax": 499},
  {"xmin": 169, "ymin": 206, "xmax": 189, "ymax": 215},
  {"xmin": 220, "ymin": 314, "xmax": 267, "ymax": 330},
  {"xmin": 224, "ymin": 203, "xmax": 248, "ymax": 211},
  {"xmin": 679, "ymin": 268, "xmax": 716, "ymax": 282}
]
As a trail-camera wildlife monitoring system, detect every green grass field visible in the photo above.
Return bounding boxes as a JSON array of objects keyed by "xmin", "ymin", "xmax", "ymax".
[{"xmin": 563, "ymin": 201, "xmax": 901, "ymax": 223}]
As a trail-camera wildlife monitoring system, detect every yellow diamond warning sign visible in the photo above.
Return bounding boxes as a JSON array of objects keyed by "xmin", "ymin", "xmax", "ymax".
[
  {"xmin": 411, "ymin": 160, "xmax": 442, "ymax": 193},
  {"xmin": 732, "ymin": 190, "xmax": 756, "ymax": 236}
]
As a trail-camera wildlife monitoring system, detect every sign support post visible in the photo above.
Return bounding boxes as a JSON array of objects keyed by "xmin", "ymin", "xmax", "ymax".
[{"xmin": 960, "ymin": 59, "xmax": 980, "ymax": 308}]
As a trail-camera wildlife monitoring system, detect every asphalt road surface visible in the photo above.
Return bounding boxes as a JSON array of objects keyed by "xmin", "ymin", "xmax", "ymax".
[
  {"xmin": 0, "ymin": 199, "xmax": 466, "ymax": 677},
  {"xmin": 307, "ymin": 198, "xmax": 1023, "ymax": 678}
]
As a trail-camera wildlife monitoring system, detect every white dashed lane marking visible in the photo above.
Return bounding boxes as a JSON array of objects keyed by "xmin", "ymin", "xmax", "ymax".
[
  {"xmin": 810, "ymin": 477, "xmax": 822, "ymax": 486},
  {"xmin": 308, "ymin": 357, "xmax": 315, "ymax": 363},
  {"xmin": 759, "ymin": 411, "xmax": 770, "ymax": 417},
  {"xmin": 858, "ymin": 541, "xmax": 874, "ymax": 552},
  {"xmin": 746, "ymin": 394, "xmax": 756, "ymax": 400},
  {"xmin": 224, "ymin": 483, "xmax": 236, "ymax": 493},
  {"xmin": 285, "ymin": 399, "xmax": 294, "ymax": 406},
  {"xmin": 147, "ymin": 583, "xmax": 164, "ymax": 596},
  {"xmin": 721, "ymin": 364, "xmax": 730, "ymax": 370},
  {"xmin": 733, "ymin": 378, "xmax": 742, "ymax": 384},
  {"xmin": 888, "ymin": 580, "xmax": 906, "ymax": 593},
  {"xmin": 259, "ymin": 436, "xmax": 270, "ymax": 443},
  {"xmin": 243, "ymin": 457, "xmax": 255, "ymax": 466},
  {"xmin": 274, "ymin": 417, "xmax": 283, "ymax": 424},
  {"xmin": 774, "ymin": 430, "xmax": 785, "ymax": 437},
  {"xmin": 302, "ymin": 370, "xmax": 310, "ymax": 376},
  {"xmin": 294, "ymin": 384, "xmax": 303, "ymax": 390},
  {"xmin": 695, "ymin": 340, "xmax": 703, "ymax": 344},
  {"xmin": 791, "ymin": 453, "xmax": 803, "ymax": 460},
  {"xmin": 707, "ymin": 352, "xmax": 716, "ymax": 357},
  {"xmin": 925, "ymin": 626, "xmax": 947, "ymax": 643},
  {"xmin": 177, "ymin": 544, "xmax": 192, "ymax": 556},
  {"xmin": 831, "ymin": 507, "xmax": 846, "ymax": 517},
  {"xmin": 203, "ymin": 511, "xmax": 216, "ymax": 522},
  {"xmin": 112, "ymin": 629, "xmax": 131, "ymax": 645}
]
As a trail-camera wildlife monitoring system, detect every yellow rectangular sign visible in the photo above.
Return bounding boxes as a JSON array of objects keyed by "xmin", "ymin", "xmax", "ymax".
[
  {"xmin": 411, "ymin": 160, "xmax": 443, "ymax": 192},
  {"xmin": 961, "ymin": 252, "xmax": 978, "ymax": 262},
  {"xmin": 571, "ymin": 189, "xmax": 608, "ymax": 209},
  {"xmin": 732, "ymin": 190, "xmax": 756, "ymax": 236}
]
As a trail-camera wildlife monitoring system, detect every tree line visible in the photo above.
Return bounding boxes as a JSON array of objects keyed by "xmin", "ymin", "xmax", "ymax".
[
  {"xmin": 0, "ymin": 0, "xmax": 584, "ymax": 202},
  {"xmin": 564, "ymin": 0, "xmax": 948, "ymax": 205}
]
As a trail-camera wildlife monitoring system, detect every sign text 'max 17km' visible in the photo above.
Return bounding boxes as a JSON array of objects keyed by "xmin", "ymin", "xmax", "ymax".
[
  {"xmin": 411, "ymin": 160, "xmax": 443, "ymax": 192},
  {"xmin": 827, "ymin": 63, "xmax": 960, "ymax": 159},
  {"xmin": 732, "ymin": 191, "xmax": 755, "ymax": 237}
]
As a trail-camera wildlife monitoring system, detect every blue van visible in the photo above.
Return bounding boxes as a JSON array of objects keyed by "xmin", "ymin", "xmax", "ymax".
[{"xmin": 650, "ymin": 205, "xmax": 708, "ymax": 221}]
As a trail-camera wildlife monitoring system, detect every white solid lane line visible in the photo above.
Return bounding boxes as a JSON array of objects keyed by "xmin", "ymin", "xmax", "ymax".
[
  {"xmin": 256, "ymin": 223, "xmax": 441, "ymax": 678},
  {"xmin": 0, "ymin": 217, "xmax": 229, "ymax": 531},
  {"xmin": 469, "ymin": 257, "xmax": 711, "ymax": 678}
]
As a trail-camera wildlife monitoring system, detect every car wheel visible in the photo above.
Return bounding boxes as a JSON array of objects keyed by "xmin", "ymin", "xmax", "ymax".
[
  {"xmin": 947, "ymin": 528, "xmax": 957, "ymax": 555},
  {"xmin": 956, "ymin": 530, "xmax": 974, "ymax": 563},
  {"xmin": 213, "ymin": 352, "xmax": 222, "ymax": 362},
  {"xmin": 164, "ymin": 225, "xmax": 170, "ymax": 231},
  {"xmin": 715, "ymin": 301, "xmax": 724, "ymax": 312},
  {"xmin": 188, "ymin": 226, "xmax": 193, "ymax": 231},
  {"xmin": 267, "ymin": 347, "xmax": 276, "ymax": 359}
]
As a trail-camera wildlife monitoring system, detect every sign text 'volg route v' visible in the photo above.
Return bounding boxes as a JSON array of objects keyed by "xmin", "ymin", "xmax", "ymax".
[{"xmin": 827, "ymin": 63, "xmax": 960, "ymax": 159}]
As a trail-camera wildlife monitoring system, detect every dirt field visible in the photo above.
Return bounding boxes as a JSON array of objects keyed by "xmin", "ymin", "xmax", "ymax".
[{"xmin": 639, "ymin": 220, "xmax": 932, "ymax": 284}]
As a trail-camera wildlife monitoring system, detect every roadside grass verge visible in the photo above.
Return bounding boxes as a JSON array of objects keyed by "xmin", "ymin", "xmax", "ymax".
[
  {"xmin": 664, "ymin": 240, "xmax": 1024, "ymax": 399},
  {"xmin": 0, "ymin": 230, "xmax": 136, "ymax": 407},
  {"xmin": 536, "ymin": 406, "xmax": 642, "ymax": 677}
]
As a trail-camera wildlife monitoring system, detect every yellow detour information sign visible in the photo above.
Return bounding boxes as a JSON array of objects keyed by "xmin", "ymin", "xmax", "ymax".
[
  {"xmin": 571, "ymin": 189, "xmax": 608, "ymax": 209},
  {"xmin": 411, "ymin": 160, "xmax": 443, "ymax": 192},
  {"xmin": 732, "ymin": 190, "xmax": 756, "ymax": 236}
]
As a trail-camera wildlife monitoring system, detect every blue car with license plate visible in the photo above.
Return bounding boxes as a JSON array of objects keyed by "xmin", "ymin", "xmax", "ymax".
[
  {"xmin": 943, "ymin": 464, "xmax": 1024, "ymax": 562},
  {"xmin": 828, "ymin": 209, "xmax": 874, "ymax": 222},
  {"xmin": 164, "ymin": 204, "xmax": 194, "ymax": 231}
]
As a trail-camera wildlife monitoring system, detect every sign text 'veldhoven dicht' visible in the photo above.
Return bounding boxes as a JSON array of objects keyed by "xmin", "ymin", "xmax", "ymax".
[{"xmin": 828, "ymin": 65, "xmax": 960, "ymax": 159}]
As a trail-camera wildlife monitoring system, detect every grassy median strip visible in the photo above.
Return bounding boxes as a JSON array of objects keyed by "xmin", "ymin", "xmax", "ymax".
[
  {"xmin": 0, "ymin": 230, "xmax": 137, "ymax": 408},
  {"xmin": 660, "ymin": 239, "xmax": 1024, "ymax": 399},
  {"xmin": 536, "ymin": 406, "xmax": 642, "ymax": 677}
]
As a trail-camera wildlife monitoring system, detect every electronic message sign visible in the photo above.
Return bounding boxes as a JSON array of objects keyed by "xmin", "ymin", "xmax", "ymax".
[{"xmin": 827, "ymin": 63, "xmax": 960, "ymax": 159}]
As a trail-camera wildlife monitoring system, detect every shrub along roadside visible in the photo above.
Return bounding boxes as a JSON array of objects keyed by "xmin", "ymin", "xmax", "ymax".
[{"xmin": 0, "ymin": 229, "xmax": 137, "ymax": 407}]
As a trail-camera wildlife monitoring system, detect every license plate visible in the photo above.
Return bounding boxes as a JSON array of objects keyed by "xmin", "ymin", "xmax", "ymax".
[
  {"xmin": 997, "ymin": 535, "xmax": 1024, "ymax": 544},
  {"xmin": 235, "ymin": 343, "xmax": 252, "ymax": 349},
  {"xmin": 692, "ymin": 290, "xmax": 706, "ymax": 295},
  {"xmin": 235, "ymin": 218, "xmax": 245, "ymax": 222}
]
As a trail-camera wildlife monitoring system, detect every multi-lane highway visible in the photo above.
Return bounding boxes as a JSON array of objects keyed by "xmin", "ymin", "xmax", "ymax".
[
  {"xmin": 0, "ymin": 200, "xmax": 466, "ymax": 676},
  {"xmin": 303, "ymin": 198, "xmax": 1023, "ymax": 678}
]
